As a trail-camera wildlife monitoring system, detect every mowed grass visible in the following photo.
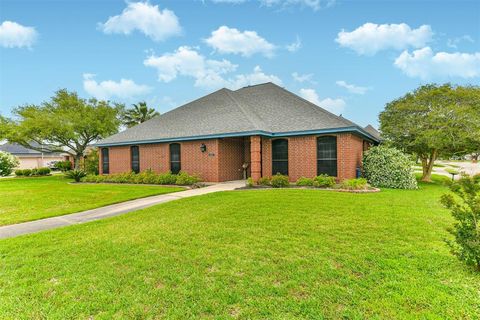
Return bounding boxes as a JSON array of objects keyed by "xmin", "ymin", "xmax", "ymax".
[
  {"xmin": 0, "ymin": 175, "xmax": 184, "ymax": 226},
  {"xmin": 1, "ymin": 179, "xmax": 479, "ymax": 319}
]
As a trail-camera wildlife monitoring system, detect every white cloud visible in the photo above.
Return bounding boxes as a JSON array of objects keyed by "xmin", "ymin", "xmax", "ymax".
[
  {"xmin": 83, "ymin": 74, "xmax": 152, "ymax": 100},
  {"xmin": 286, "ymin": 36, "xmax": 302, "ymax": 52},
  {"xmin": 447, "ymin": 35, "xmax": 474, "ymax": 49},
  {"xmin": 144, "ymin": 46, "xmax": 281, "ymax": 89},
  {"xmin": 336, "ymin": 23, "xmax": 433, "ymax": 55},
  {"xmin": 336, "ymin": 80, "xmax": 369, "ymax": 94},
  {"xmin": 299, "ymin": 88, "xmax": 345, "ymax": 114},
  {"xmin": 205, "ymin": 26, "xmax": 275, "ymax": 57},
  {"xmin": 394, "ymin": 47, "xmax": 480, "ymax": 79},
  {"xmin": 143, "ymin": 46, "xmax": 237, "ymax": 87},
  {"xmin": 0, "ymin": 21, "xmax": 38, "ymax": 48},
  {"xmin": 99, "ymin": 2, "xmax": 181, "ymax": 41},
  {"xmin": 292, "ymin": 72, "xmax": 313, "ymax": 83},
  {"xmin": 260, "ymin": 0, "xmax": 332, "ymax": 11},
  {"xmin": 227, "ymin": 66, "xmax": 283, "ymax": 89}
]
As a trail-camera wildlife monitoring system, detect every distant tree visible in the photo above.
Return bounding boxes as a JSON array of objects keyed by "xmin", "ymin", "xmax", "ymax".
[
  {"xmin": 380, "ymin": 84, "xmax": 480, "ymax": 182},
  {"xmin": 0, "ymin": 89, "xmax": 123, "ymax": 169},
  {"xmin": 122, "ymin": 101, "xmax": 159, "ymax": 128}
]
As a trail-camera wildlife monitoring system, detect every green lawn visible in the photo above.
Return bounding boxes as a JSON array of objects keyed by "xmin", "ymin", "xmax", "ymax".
[
  {"xmin": 0, "ymin": 175, "xmax": 184, "ymax": 226},
  {"xmin": 0, "ymin": 178, "xmax": 479, "ymax": 319}
]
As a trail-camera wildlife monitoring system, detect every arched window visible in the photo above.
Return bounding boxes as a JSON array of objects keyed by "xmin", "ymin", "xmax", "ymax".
[
  {"xmin": 317, "ymin": 136, "xmax": 337, "ymax": 176},
  {"xmin": 169, "ymin": 143, "xmax": 181, "ymax": 174},
  {"xmin": 101, "ymin": 148, "xmax": 109, "ymax": 174},
  {"xmin": 131, "ymin": 146, "xmax": 140, "ymax": 173},
  {"xmin": 272, "ymin": 139, "xmax": 288, "ymax": 175}
]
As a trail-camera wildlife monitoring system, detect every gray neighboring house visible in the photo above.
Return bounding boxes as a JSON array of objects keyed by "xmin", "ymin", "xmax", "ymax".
[{"xmin": 0, "ymin": 142, "xmax": 68, "ymax": 169}]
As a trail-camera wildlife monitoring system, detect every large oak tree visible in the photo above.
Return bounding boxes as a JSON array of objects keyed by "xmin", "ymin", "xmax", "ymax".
[
  {"xmin": 379, "ymin": 84, "xmax": 480, "ymax": 182},
  {"xmin": 0, "ymin": 89, "xmax": 123, "ymax": 169}
]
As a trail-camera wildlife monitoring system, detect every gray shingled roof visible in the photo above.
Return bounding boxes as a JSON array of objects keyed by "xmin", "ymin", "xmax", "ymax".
[
  {"xmin": 364, "ymin": 125, "xmax": 382, "ymax": 141},
  {"xmin": 97, "ymin": 83, "xmax": 378, "ymax": 146},
  {"xmin": 0, "ymin": 142, "xmax": 64, "ymax": 156}
]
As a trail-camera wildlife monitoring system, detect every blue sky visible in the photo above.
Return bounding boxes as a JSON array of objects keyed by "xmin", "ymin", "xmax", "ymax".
[{"xmin": 1, "ymin": 0, "xmax": 479, "ymax": 127}]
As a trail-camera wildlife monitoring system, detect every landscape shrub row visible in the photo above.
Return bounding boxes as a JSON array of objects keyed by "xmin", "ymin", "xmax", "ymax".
[
  {"xmin": 249, "ymin": 174, "xmax": 369, "ymax": 190},
  {"xmin": 82, "ymin": 170, "xmax": 200, "ymax": 186},
  {"xmin": 15, "ymin": 167, "xmax": 51, "ymax": 177}
]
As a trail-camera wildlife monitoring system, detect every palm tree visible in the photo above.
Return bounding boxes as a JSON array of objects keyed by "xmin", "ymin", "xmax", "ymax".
[{"xmin": 122, "ymin": 102, "xmax": 159, "ymax": 128}]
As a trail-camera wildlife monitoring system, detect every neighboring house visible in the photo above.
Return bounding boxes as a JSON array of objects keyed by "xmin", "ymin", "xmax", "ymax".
[
  {"xmin": 0, "ymin": 142, "xmax": 68, "ymax": 169},
  {"xmin": 96, "ymin": 83, "xmax": 380, "ymax": 182}
]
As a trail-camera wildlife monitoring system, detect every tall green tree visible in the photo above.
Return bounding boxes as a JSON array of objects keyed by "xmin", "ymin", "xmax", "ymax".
[
  {"xmin": 122, "ymin": 101, "xmax": 159, "ymax": 128},
  {"xmin": 0, "ymin": 89, "xmax": 123, "ymax": 169},
  {"xmin": 380, "ymin": 84, "xmax": 480, "ymax": 182}
]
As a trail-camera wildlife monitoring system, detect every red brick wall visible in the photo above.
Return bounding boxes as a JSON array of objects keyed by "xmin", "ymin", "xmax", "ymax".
[
  {"xmin": 109, "ymin": 146, "xmax": 131, "ymax": 173},
  {"xmin": 261, "ymin": 137, "xmax": 271, "ymax": 178},
  {"xmin": 139, "ymin": 144, "xmax": 169, "ymax": 173},
  {"xmin": 99, "ymin": 133, "xmax": 366, "ymax": 182},
  {"xmin": 259, "ymin": 133, "xmax": 364, "ymax": 182},
  {"xmin": 181, "ymin": 140, "xmax": 219, "ymax": 182},
  {"xmin": 337, "ymin": 133, "xmax": 364, "ymax": 180},
  {"xmin": 218, "ymin": 138, "xmax": 245, "ymax": 181},
  {"xmin": 287, "ymin": 136, "xmax": 317, "ymax": 181}
]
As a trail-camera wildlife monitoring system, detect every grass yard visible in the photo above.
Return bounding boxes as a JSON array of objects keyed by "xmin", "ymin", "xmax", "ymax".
[
  {"xmin": 0, "ymin": 175, "xmax": 184, "ymax": 226},
  {"xmin": 0, "ymin": 177, "xmax": 479, "ymax": 319}
]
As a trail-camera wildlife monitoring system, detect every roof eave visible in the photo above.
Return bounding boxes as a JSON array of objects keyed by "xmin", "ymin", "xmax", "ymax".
[{"xmin": 95, "ymin": 126, "xmax": 380, "ymax": 147}]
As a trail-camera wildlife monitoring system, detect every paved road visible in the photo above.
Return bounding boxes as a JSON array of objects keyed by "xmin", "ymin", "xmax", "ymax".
[{"xmin": 0, "ymin": 180, "xmax": 245, "ymax": 240}]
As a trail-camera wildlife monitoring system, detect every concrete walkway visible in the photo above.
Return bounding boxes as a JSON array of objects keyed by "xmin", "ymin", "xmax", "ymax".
[{"xmin": 0, "ymin": 180, "xmax": 245, "ymax": 240}]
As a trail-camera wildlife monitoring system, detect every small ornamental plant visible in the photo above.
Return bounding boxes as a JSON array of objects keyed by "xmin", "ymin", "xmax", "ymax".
[
  {"xmin": 270, "ymin": 174, "xmax": 289, "ymax": 188},
  {"xmin": 340, "ymin": 178, "xmax": 369, "ymax": 190},
  {"xmin": 441, "ymin": 175, "xmax": 480, "ymax": 271},
  {"xmin": 314, "ymin": 174, "xmax": 336, "ymax": 188},
  {"xmin": 0, "ymin": 151, "xmax": 19, "ymax": 176},
  {"xmin": 296, "ymin": 177, "xmax": 314, "ymax": 186}
]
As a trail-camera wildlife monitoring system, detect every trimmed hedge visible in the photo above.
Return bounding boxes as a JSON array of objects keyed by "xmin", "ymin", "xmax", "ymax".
[
  {"xmin": 82, "ymin": 170, "xmax": 200, "ymax": 186},
  {"xmin": 15, "ymin": 167, "xmax": 51, "ymax": 177},
  {"xmin": 340, "ymin": 178, "xmax": 369, "ymax": 190},
  {"xmin": 363, "ymin": 145, "xmax": 418, "ymax": 189},
  {"xmin": 271, "ymin": 174, "xmax": 289, "ymax": 188}
]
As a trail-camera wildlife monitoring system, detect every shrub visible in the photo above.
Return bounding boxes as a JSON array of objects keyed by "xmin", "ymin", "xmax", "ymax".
[
  {"xmin": 270, "ymin": 174, "xmax": 289, "ymax": 188},
  {"xmin": 82, "ymin": 171, "xmax": 200, "ymax": 186},
  {"xmin": 296, "ymin": 177, "xmax": 314, "ymax": 186},
  {"xmin": 363, "ymin": 145, "xmax": 417, "ymax": 189},
  {"xmin": 441, "ymin": 175, "xmax": 480, "ymax": 271},
  {"xmin": 175, "ymin": 171, "xmax": 200, "ymax": 185},
  {"xmin": 54, "ymin": 160, "xmax": 72, "ymax": 172},
  {"xmin": 0, "ymin": 151, "xmax": 19, "ymax": 176},
  {"xmin": 340, "ymin": 178, "xmax": 369, "ymax": 190},
  {"xmin": 246, "ymin": 177, "xmax": 254, "ymax": 187},
  {"xmin": 30, "ymin": 168, "xmax": 38, "ymax": 176},
  {"xmin": 314, "ymin": 174, "xmax": 336, "ymax": 188},
  {"xmin": 84, "ymin": 149, "xmax": 99, "ymax": 175},
  {"xmin": 15, "ymin": 169, "xmax": 24, "ymax": 176},
  {"xmin": 65, "ymin": 170, "xmax": 87, "ymax": 182},
  {"xmin": 156, "ymin": 172, "xmax": 177, "ymax": 185},
  {"xmin": 258, "ymin": 177, "xmax": 271, "ymax": 186},
  {"xmin": 22, "ymin": 169, "xmax": 32, "ymax": 176},
  {"xmin": 36, "ymin": 167, "xmax": 51, "ymax": 176}
]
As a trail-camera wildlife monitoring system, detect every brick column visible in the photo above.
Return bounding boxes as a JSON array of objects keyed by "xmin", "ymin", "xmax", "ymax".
[{"xmin": 250, "ymin": 136, "xmax": 262, "ymax": 182}]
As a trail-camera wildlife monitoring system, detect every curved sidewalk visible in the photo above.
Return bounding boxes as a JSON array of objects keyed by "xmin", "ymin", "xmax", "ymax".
[{"xmin": 0, "ymin": 180, "xmax": 244, "ymax": 240}]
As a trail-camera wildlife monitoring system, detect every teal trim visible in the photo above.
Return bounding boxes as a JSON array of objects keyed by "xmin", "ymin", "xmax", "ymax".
[{"xmin": 95, "ymin": 126, "xmax": 379, "ymax": 147}]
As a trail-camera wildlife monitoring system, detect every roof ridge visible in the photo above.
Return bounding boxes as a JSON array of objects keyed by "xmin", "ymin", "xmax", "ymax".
[
  {"xmin": 224, "ymin": 89, "xmax": 269, "ymax": 132},
  {"xmin": 274, "ymin": 84, "xmax": 360, "ymax": 128}
]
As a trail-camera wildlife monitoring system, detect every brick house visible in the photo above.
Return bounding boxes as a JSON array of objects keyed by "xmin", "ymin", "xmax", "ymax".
[{"xmin": 96, "ymin": 83, "xmax": 380, "ymax": 182}]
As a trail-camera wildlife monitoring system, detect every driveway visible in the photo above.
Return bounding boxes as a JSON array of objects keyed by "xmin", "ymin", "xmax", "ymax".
[{"xmin": 0, "ymin": 180, "xmax": 245, "ymax": 239}]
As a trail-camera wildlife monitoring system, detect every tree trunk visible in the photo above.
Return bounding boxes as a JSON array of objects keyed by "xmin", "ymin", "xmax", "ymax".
[
  {"xmin": 472, "ymin": 154, "xmax": 479, "ymax": 163},
  {"xmin": 421, "ymin": 150, "xmax": 437, "ymax": 182},
  {"xmin": 74, "ymin": 154, "xmax": 82, "ymax": 170}
]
